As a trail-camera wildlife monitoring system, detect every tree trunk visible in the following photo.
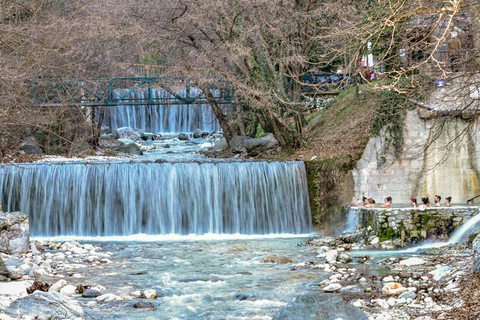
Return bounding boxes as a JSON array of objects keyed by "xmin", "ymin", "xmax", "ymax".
[{"xmin": 203, "ymin": 87, "xmax": 233, "ymax": 145}]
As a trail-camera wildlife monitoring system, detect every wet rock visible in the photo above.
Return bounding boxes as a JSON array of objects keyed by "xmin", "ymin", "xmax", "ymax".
[
  {"xmin": 117, "ymin": 127, "xmax": 141, "ymax": 141},
  {"xmin": 322, "ymin": 283, "xmax": 342, "ymax": 292},
  {"xmin": 143, "ymin": 289, "xmax": 157, "ymax": 299},
  {"xmin": 134, "ymin": 301, "xmax": 155, "ymax": 310},
  {"xmin": 261, "ymin": 256, "xmax": 293, "ymax": 264},
  {"xmin": 0, "ymin": 211, "xmax": 30, "ymax": 254},
  {"xmin": 325, "ymin": 250, "xmax": 338, "ymax": 264},
  {"xmin": 192, "ymin": 129, "xmax": 203, "ymax": 139},
  {"xmin": 130, "ymin": 290, "xmax": 142, "ymax": 298},
  {"xmin": 82, "ymin": 288, "xmax": 102, "ymax": 298},
  {"xmin": 48, "ymin": 279, "xmax": 67, "ymax": 292},
  {"xmin": 115, "ymin": 139, "xmax": 143, "ymax": 155},
  {"xmin": 273, "ymin": 292, "xmax": 368, "ymax": 320},
  {"xmin": 399, "ymin": 258, "xmax": 426, "ymax": 266},
  {"xmin": 5, "ymin": 291, "xmax": 84, "ymax": 319},
  {"xmin": 178, "ymin": 133, "xmax": 189, "ymax": 141},
  {"xmin": 96, "ymin": 293, "xmax": 123, "ymax": 303},
  {"xmin": 141, "ymin": 132, "xmax": 155, "ymax": 141}
]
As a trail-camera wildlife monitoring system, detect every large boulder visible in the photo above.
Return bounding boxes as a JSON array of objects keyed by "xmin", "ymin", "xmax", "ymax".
[
  {"xmin": 230, "ymin": 134, "xmax": 279, "ymax": 156},
  {"xmin": 0, "ymin": 211, "xmax": 29, "ymax": 254},
  {"xmin": 114, "ymin": 139, "xmax": 143, "ymax": 155},
  {"xmin": 116, "ymin": 127, "xmax": 141, "ymax": 141},
  {"xmin": 243, "ymin": 133, "xmax": 279, "ymax": 155},
  {"xmin": 20, "ymin": 136, "xmax": 43, "ymax": 155},
  {"xmin": 5, "ymin": 291, "xmax": 84, "ymax": 319},
  {"xmin": 273, "ymin": 292, "xmax": 368, "ymax": 320}
]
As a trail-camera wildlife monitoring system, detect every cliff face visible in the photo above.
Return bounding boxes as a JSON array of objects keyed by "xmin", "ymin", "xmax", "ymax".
[{"xmin": 352, "ymin": 108, "xmax": 480, "ymax": 205}]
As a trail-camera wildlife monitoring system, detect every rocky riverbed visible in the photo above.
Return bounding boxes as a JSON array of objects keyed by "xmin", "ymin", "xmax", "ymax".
[{"xmin": 0, "ymin": 232, "xmax": 479, "ymax": 319}]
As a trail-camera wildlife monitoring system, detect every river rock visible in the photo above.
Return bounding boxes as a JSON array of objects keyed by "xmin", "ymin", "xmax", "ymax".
[
  {"xmin": 20, "ymin": 136, "xmax": 43, "ymax": 155},
  {"xmin": 82, "ymin": 288, "xmax": 102, "ymax": 298},
  {"xmin": 338, "ymin": 252, "xmax": 352, "ymax": 263},
  {"xmin": 339, "ymin": 230, "xmax": 365, "ymax": 244},
  {"xmin": 6, "ymin": 266, "xmax": 21, "ymax": 280},
  {"xmin": 339, "ymin": 285, "xmax": 364, "ymax": 294},
  {"xmin": 96, "ymin": 293, "xmax": 123, "ymax": 303},
  {"xmin": 143, "ymin": 289, "xmax": 157, "ymax": 299},
  {"xmin": 261, "ymin": 256, "xmax": 293, "ymax": 264},
  {"xmin": 399, "ymin": 258, "xmax": 426, "ymax": 266},
  {"xmin": 5, "ymin": 291, "xmax": 84, "ymax": 319},
  {"xmin": 398, "ymin": 290, "xmax": 416, "ymax": 300},
  {"xmin": 429, "ymin": 265, "xmax": 452, "ymax": 281},
  {"xmin": 382, "ymin": 282, "xmax": 407, "ymax": 295},
  {"xmin": 178, "ymin": 133, "xmax": 189, "ymax": 141},
  {"xmin": 134, "ymin": 301, "xmax": 155, "ymax": 310},
  {"xmin": 49, "ymin": 279, "xmax": 68, "ymax": 292},
  {"xmin": 273, "ymin": 292, "xmax": 368, "ymax": 320},
  {"xmin": 117, "ymin": 127, "xmax": 141, "ymax": 141},
  {"xmin": 192, "ymin": 129, "xmax": 203, "ymax": 139},
  {"xmin": 114, "ymin": 139, "xmax": 143, "ymax": 155},
  {"xmin": 322, "ymin": 283, "xmax": 342, "ymax": 292},
  {"xmin": 243, "ymin": 133, "xmax": 279, "ymax": 156},
  {"xmin": 59, "ymin": 284, "xmax": 77, "ymax": 295},
  {"xmin": 325, "ymin": 250, "xmax": 338, "ymax": 264},
  {"xmin": 0, "ymin": 211, "xmax": 29, "ymax": 254}
]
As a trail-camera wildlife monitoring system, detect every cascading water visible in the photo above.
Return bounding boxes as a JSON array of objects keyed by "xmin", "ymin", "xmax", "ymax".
[
  {"xmin": 0, "ymin": 161, "xmax": 311, "ymax": 237},
  {"xmin": 101, "ymin": 88, "xmax": 221, "ymax": 133}
]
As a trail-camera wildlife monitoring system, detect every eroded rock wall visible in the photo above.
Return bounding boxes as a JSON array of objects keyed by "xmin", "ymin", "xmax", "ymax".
[{"xmin": 352, "ymin": 108, "xmax": 480, "ymax": 205}]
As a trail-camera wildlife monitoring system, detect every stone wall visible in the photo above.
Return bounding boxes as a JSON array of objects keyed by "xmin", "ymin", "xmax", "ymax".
[
  {"xmin": 351, "ymin": 206, "xmax": 480, "ymax": 243},
  {"xmin": 352, "ymin": 107, "xmax": 480, "ymax": 205}
]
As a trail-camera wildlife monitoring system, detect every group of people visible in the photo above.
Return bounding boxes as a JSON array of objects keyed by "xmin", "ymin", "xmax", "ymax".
[
  {"xmin": 353, "ymin": 194, "xmax": 454, "ymax": 209},
  {"xmin": 410, "ymin": 195, "xmax": 452, "ymax": 209}
]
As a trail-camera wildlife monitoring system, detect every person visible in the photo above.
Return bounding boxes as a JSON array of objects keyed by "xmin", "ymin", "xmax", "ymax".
[
  {"xmin": 444, "ymin": 196, "xmax": 452, "ymax": 206},
  {"xmin": 365, "ymin": 198, "xmax": 376, "ymax": 208},
  {"xmin": 418, "ymin": 197, "xmax": 430, "ymax": 210},
  {"xmin": 410, "ymin": 198, "xmax": 417, "ymax": 208},
  {"xmin": 351, "ymin": 196, "xmax": 367, "ymax": 207},
  {"xmin": 381, "ymin": 196, "xmax": 393, "ymax": 208},
  {"xmin": 467, "ymin": 199, "xmax": 473, "ymax": 206},
  {"xmin": 434, "ymin": 195, "xmax": 442, "ymax": 206}
]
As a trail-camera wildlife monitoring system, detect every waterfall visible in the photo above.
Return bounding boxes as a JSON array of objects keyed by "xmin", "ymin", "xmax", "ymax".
[
  {"xmin": 0, "ymin": 161, "xmax": 311, "ymax": 237},
  {"xmin": 447, "ymin": 212, "xmax": 480, "ymax": 244},
  {"xmin": 342, "ymin": 208, "xmax": 359, "ymax": 233},
  {"xmin": 101, "ymin": 88, "xmax": 221, "ymax": 133}
]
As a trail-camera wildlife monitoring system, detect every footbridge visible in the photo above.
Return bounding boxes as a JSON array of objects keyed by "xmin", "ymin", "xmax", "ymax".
[{"xmin": 28, "ymin": 76, "xmax": 234, "ymax": 107}]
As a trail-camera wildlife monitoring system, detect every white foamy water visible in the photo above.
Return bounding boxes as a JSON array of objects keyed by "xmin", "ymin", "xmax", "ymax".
[{"xmin": 33, "ymin": 233, "xmax": 314, "ymax": 242}]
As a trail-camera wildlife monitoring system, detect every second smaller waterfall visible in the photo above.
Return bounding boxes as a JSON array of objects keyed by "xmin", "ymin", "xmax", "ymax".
[{"xmin": 102, "ymin": 88, "xmax": 221, "ymax": 133}]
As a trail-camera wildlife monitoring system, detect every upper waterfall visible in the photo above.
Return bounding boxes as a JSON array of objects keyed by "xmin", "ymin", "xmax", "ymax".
[
  {"xmin": 0, "ymin": 161, "xmax": 311, "ymax": 237},
  {"xmin": 101, "ymin": 88, "xmax": 221, "ymax": 133}
]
